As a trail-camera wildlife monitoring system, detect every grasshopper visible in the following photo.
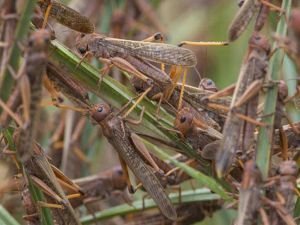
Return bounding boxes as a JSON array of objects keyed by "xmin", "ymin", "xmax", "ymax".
[
  {"xmin": 11, "ymin": 29, "xmax": 81, "ymax": 224},
  {"xmin": 45, "ymin": 61, "xmax": 90, "ymax": 110},
  {"xmin": 174, "ymin": 106, "xmax": 223, "ymax": 152},
  {"xmin": 273, "ymin": 9, "xmax": 300, "ymax": 73},
  {"xmin": 38, "ymin": 0, "xmax": 94, "ymax": 33},
  {"xmin": 23, "ymin": 142, "xmax": 82, "ymax": 224},
  {"xmin": 16, "ymin": 29, "xmax": 50, "ymax": 163},
  {"xmin": 173, "ymin": 79, "xmax": 224, "ymax": 161},
  {"xmin": 22, "ymin": 188, "xmax": 41, "ymax": 225},
  {"xmin": 76, "ymin": 33, "xmax": 197, "ymax": 112},
  {"xmin": 90, "ymin": 103, "xmax": 177, "ymax": 220},
  {"xmin": 236, "ymin": 160, "xmax": 262, "ymax": 225},
  {"xmin": 76, "ymin": 33, "xmax": 197, "ymax": 67},
  {"xmin": 228, "ymin": 0, "xmax": 281, "ymax": 41},
  {"xmin": 71, "ymin": 166, "xmax": 127, "ymax": 208},
  {"xmin": 216, "ymin": 33, "xmax": 270, "ymax": 177},
  {"xmin": 263, "ymin": 160, "xmax": 298, "ymax": 225},
  {"xmin": 276, "ymin": 161, "xmax": 298, "ymax": 217}
]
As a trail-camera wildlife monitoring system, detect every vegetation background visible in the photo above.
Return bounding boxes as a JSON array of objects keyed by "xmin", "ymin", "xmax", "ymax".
[{"xmin": 0, "ymin": 0, "xmax": 299, "ymax": 225}]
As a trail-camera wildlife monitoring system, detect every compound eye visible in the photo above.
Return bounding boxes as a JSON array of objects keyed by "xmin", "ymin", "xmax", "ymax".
[
  {"xmin": 206, "ymin": 79, "xmax": 213, "ymax": 86},
  {"xmin": 254, "ymin": 35, "xmax": 261, "ymax": 41},
  {"xmin": 28, "ymin": 39, "xmax": 34, "ymax": 47},
  {"xmin": 97, "ymin": 106, "xmax": 103, "ymax": 112},
  {"xmin": 91, "ymin": 104, "xmax": 109, "ymax": 122},
  {"xmin": 78, "ymin": 47, "xmax": 87, "ymax": 54},
  {"xmin": 180, "ymin": 116, "xmax": 186, "ymax": 123}
]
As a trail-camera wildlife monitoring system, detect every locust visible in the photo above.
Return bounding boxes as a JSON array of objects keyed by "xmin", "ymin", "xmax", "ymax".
[
  {"xmin": 173, "ymin": 79, "xmax": 225, "ymax": 163},
  {"xmin": 263, "ymin": 160, "xmax": 298, "ymax": 225},
  {"xmin": 22, "ymin": 188, "xmax": 40, "ymax": 225},
  {"xmin": 216, "ymin": 33, "xmax": 270, "ymax": 177},
  {"xmin": 71, "ymin": 166, "xmax": 127, "ymax": 209},
  {"xmin": 90, "ymin": 103, "xmax": 177, "ymax": 220},
  {"xmin": 228, "ymin": 0, "xmax": 281, "ymax": 41},
  {"xmin": 76, "ymin": 33, "xmax": 197, "ymax": 67},
  {"xmin": 12, "ymin": 29, "xmax": 81, "ymax": 224},
  {"xmin": 16, "ymin": 29, "xmax": 51, "ymax": 163},
  {"xmin": 273, "ymin": 9, "xmax": 300, "ymax": 73},
  {"xmin": 276, "ymin": 161, "xmax": 298, "ymax": 218},
  {"xmin": 38, "ymin": 0, "xmax": 94, "ymax": 33},
  {"xmin": 76, "ymin": 32, "xmax": 197, "ymax": 112},
  {"xmin": 45, "ymin": 61, "xmax": 90, "ymax": 110},
  {"xmin": 236, "ymin": 160, "xmax": 262, "ymax": 225},
  {"xmin": 23, "ymin": 142, "xmax": 82, "ymax": 225},
  {"xmin": 179, "ymin": 79, "xmax": 231, "ymax": 127},
  {"xmin": 174, "ymin": 106, "xmax": 223, "ymax": 153}
]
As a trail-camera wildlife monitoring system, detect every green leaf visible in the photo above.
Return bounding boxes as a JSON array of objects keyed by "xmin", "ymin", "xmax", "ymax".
[
  {"xmin": 0, "ymin": 205, "xmax": 20, "ymax": 225},
  {"xmin": 256, "ymin": 0, "xmax": 292, "ymax": 179},
  {"xmin": 80, "ymin": 188, "xmax": 220, "ymax": 224},
  {"xmin": 142, "ymin": 138, "xmax": 231, "ymax": 200},
  {"xmin": 0, "ymin": 0, "xmax": 38, "ymax": 101}
]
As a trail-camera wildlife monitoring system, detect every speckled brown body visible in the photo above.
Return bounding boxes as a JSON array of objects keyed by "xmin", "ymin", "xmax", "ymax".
[
  {"xmin": 277, "ymin": 161, "xmax": 298, "ymax": 216},
  {"xmin": 228, "ymin": 0, "xmax": 261, "ymax": 41},
  {"xmin": 76, "ymin": 33, "xmax": 197, "ymax": 67},
  {"xmin": 91, "ymin": 104, "xmax": 177, "ymax": 220},
  {"xmin": 216, "ymin": 33, "xmax": 270, "ymax": 176},
  {"xmin": 174, "ymin": 107, "xmax": 222, "ymax": 152},
  {"xmin": 46, "ymin": 62, "xmax": 90, "ymax": 109},
  {"xmin": 236, "ymin": 160, "xmax": 262, "ymax": 225},
  {"xmin": 16, "ymin": 29, "xmax": 50, "ymax": 163},
  {"xmin": 38, "ymin": 0, "xmax": 94, "ymax": 33},
  {"xmin": 71, "ymin": 166, "xmax": 127, "ymax": 208}
]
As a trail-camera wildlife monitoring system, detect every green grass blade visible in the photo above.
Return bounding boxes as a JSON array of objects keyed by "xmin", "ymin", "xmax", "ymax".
[
  {"xmin": 256, "ymin": 0, "xmax": 292, "ymax": 179},
  {"xmin": 27, "ymin": 175, "xmax": 54, "ymax": 225},
  {"xmin": 283, "ymin": 56, "xmax": 300, "ymax": 122},
  {"xmin": 142, "ymin": 138, "xmax": 230, "ymax": 200},
  {"xmin": 80, "ymin": 188, "xmax": 220, "ymax": 224},
  {"xmin": 0, "ymin": 205, "xmax": 20, "ymax": 225},
  {"xmin": 0, "ymin": 0, "xmax": 37, "ymax": 101}
]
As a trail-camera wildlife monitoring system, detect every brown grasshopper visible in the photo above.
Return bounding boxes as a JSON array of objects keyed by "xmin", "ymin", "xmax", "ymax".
[
  {"xmin": 228, "ymin": 0, "xmax": 281, "ymax": 41},
  {"xmin": 71, "ymin": 166, "xmax": 127, "ymax": 209},
  {"xmin": 273, "ymin": 9, "xmax": 300, "ymax": 73},
  {"xmin": 90, "ymin": 103, "xmax": 177, "ymax": 220},
  {"xmin": 276, "ymin": 161, "xmax": 298, "ymax": 217},
  {"xmin": 265, "ymin": 160, "xmax": 298, "ymax": 225},
  {"xmin": 45, "ymin": 61, "xmax": 90, "ymax": 110},
  {"xmin": 179, "ymin": 79, "xmax": 231, "ymax": 127},
  {"xmin": 216, "ymin": 33, "xmax": 270, "ymax": 177},
  {"xmin": 16, "ymin": 29, "xmax": 51, "ymax": 163},
  {"xmin": 262, "ymin": 160, "xmax": 298, "ymax": 225},
  {"xmin": 76, "ymin": 33, "xmax": 197, "ymax": 112},
  {"xmin": 22, "ymin": 187, "xmax": 41, "ymax": 225},
  {"xmin": 11, "ymin": 29, "xmax": 81, "ymax": 224},
  {"xmin": 174, "ymin": 106, "xmax": 223, "ymax": 153},
  {"xmin": 236, "ymin": 160, "xmax": 262, "ymax": 225},
  {"xmin": 37, "ymin": 0, "xmax": 95, "ymax": 33}
]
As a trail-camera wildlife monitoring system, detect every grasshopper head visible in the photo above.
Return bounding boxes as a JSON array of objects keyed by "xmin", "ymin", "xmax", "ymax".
[
  {"xmin": 174, "ymin": 107, "xmax": 194, "ymax": 137},
  {"xmin": 76, "ymin": 33, "xmax": 92, "ymax": 55},
  {"xmin": 90, "ymin": 103, "xmax": 111, "ymax": 123},
  {"xmin": 28, "ymin": 29, "xmax": 51, "ymax": 52}
]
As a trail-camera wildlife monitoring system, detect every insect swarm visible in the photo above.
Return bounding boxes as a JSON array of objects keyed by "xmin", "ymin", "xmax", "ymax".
[{"xmin": 1, "ymin": 1, "xmax": 300, "ymax": 225}]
